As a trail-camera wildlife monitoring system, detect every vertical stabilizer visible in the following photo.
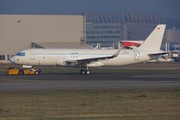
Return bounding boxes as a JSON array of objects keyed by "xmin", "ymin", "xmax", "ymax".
[{"xmin": 138, "ymin": 24, "xmax": 166, "ymax": 51}]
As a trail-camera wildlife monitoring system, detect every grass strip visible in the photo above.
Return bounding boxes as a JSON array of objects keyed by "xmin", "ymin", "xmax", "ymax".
[{"xmin": 0, "ymin": 88, "xmax": 180, "ymax": 120}]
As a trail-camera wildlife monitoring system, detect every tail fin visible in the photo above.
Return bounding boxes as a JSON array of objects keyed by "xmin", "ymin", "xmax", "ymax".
[{"xmin": 138, "ymin": 24, "xmax": 166, "ymax": 51}]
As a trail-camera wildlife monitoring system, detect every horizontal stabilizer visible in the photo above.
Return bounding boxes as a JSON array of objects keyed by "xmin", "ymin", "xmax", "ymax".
[
  {"xmin": 148, "ymin": 51, "xmax": 168, "ymax": 56},
  {"xmin": 148, "ymin": 51, "xmax": 168, "ymax": 60}
]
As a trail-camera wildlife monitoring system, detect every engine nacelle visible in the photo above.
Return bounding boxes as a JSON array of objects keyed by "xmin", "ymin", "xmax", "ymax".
[
  {"xmin": 87, "ymin": 62, "xmax": 104, "ymax": 67},
  {"xmin": 56, "ymin": 59, "xmax": 70, "ymax": 66}
]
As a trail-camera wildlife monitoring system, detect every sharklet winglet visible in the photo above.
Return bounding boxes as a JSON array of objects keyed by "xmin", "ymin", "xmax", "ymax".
[{"xmin": 113, "ymin": 46, "xmax": 124, "ymax": 57}]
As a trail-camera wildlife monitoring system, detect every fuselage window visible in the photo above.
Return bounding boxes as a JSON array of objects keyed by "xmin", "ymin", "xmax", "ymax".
[{"xmin": 16, "ymin": 52, "xmax": 25, "ymax": 56}]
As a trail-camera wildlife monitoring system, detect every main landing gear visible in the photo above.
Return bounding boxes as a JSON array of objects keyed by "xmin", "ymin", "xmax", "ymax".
[{"xmin": 80, "ymin": 66, "xmax": 91, "ymax": 75}]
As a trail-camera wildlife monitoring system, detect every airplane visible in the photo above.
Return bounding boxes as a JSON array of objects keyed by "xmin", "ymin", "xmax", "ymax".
[{"xmin": 10, "ymin": 24, "xmax": 167, "ymax": 75}]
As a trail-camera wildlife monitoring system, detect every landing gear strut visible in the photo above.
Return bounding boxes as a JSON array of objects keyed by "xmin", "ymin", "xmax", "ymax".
[{"xmin": 80, "ymin": 65, "xmax": 91, "ymax": 75}]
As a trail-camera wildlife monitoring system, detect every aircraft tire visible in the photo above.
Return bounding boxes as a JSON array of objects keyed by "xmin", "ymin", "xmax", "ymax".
[
  {"xmin": 80, "ymin": 69, "xmax": 86, "ymax": 75},
  {"xmin": 86, "ymin": 70, "xmax": 91, "ymax": 75},
  {"xmin": 19, "ymin": 70, "xmax": 24, "ymax": 75}
]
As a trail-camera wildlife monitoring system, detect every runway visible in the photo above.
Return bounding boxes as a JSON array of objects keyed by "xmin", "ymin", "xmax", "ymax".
[{"xmin": 0, "ymin": 65, "xmax": 180, "ymax": 91}]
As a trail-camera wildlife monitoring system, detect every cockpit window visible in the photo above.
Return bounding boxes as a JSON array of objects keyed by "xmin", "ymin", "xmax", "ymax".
[{"xmin": 16, "ymin": 52, "xmax": 25, "ymax": 56}]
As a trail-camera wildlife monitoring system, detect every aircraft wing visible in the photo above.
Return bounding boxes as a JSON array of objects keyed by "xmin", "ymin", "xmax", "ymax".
[{"xmin": 65, "ymin": 47, "xmax": 123, "ymax": 64}]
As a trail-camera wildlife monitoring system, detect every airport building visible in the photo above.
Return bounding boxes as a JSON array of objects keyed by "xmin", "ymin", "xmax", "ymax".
[
  {"xmin": 165, "ymin": 28, "xmax": 180, "ymax": 61},
  {"xmin": 84, "ymin": 13, "xmax": 122, "ymax": 48},
  {"xmin": 0, "ymin": 14, "xmax": 90, "ymax": 62}
]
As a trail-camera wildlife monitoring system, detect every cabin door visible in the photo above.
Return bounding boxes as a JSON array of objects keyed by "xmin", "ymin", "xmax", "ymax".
[
  {"xmin": 30, "ymin": 49, "xmax": 35, "ymax": 60},
  {"xmin": 134, "ymin": 51, "xmax": 140, "ymax": 61}
]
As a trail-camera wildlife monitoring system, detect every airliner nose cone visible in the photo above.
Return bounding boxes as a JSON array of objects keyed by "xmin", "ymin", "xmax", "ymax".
[{"xmin": 10, "ymin": 56, "xmax": 15, "ymax": 63}]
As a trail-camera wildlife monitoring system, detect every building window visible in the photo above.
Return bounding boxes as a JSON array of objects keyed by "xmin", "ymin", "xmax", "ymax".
[
  {"xmin": 101, "ymin": 36, "xmax": 121, "ymax": 38},
  {"xmin": 0, "ymin": 55, "xmax": 5, "ymax": 60},
  {"xmin": 93, "ymin": 26, "xmax": 121, "ymax": 29},
  {"xmin": 7, "ymin": 55, "xmax": 10, "ymax": 60}
]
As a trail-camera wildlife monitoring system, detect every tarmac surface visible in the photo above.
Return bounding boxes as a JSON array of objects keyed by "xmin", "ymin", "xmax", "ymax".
[{"xmin": 0, "ymin": 63, "xmax": 180, "ymax": 91}]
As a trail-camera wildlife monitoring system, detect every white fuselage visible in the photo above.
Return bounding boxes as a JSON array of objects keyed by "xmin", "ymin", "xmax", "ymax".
[{"xmin": 10, "ymin": 48, "xmax": 152, "ymax": 67}]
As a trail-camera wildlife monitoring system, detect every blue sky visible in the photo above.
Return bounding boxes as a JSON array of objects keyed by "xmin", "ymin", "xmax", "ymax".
[{"xmin": 0, "ymin": 0, "xmax": 179, "ymax": 18}]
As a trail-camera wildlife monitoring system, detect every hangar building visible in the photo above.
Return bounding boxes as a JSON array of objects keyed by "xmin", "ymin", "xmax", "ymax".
[
  {"xmin": 82, "ymin": 12, "xmax": 164, "ymax": 48},
  {"xmin": 0, "ymin": 14, "xmax": 90, "ymax": 62}
]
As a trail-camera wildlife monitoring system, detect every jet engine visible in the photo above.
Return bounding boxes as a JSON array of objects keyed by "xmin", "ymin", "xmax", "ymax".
[
  {"xmin": 56, "ymin": 59, "xmax": 71, "ymax": 66},
  {"xmin": 87, "ymin": 62, "xmax": 104, "ymax": 67}
]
